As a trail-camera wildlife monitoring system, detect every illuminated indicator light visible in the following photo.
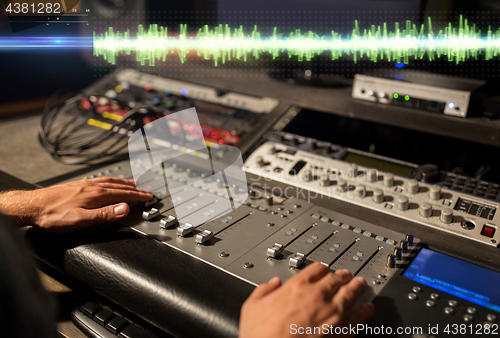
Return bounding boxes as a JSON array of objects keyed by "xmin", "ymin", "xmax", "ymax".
[
  {"xmin": 144, "ymin": 84, "xmax": 153, "ymax": 91},
  {"xmin": 57, "ymin": 18, "xmax": 59, "ymax": 20},
  {"xmin": 165, "ymin": 101, "xmax": 173, "ymax": 107},
  {"xmin": 102, "ymin": 111, "xmax": 124, "ymax": 121},
  {"xmin": 180, "ymin": 88, "xmax": 188, "ymax": 95},
  {"xmin": 481, "ymin": 225, "xmax": 496, "ymax": 238},
  {"xmin": 395, "ymin": 62, "xmax": 406, "ymax": 68},
  {"xmin": 87, "ymin": 118, "xmax": 112, "ymax": 130},
  {"xmin": 115, "ymin": 85, "xmax": 123, "ymax": 93},
  {"xmin": 404, "ymin": 95, "xmax": 410, "ymax": 101},
  {"xmin": 448, "ymin": 102, "xmax": 455, "ymax": 109},
  {"xmin": 393, "ymin": 93, "xmax": 398, "ymax": 99}
]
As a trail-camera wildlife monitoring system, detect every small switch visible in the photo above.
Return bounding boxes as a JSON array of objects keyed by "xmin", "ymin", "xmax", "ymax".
[{"xmin": 481, "ymin": 225, "xmax": 496, "ymax": 238}]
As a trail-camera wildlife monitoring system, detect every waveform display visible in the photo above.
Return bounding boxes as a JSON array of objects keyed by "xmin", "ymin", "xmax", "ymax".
[{"xmin": 93, "ymin": 16, "xmax": 500, "ymax": 66}]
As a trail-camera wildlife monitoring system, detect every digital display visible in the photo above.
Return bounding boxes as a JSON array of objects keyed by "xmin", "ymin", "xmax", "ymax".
[
  {"xmin": 403, "ymin": 248, "xmax": 500, "ymax": 312},
  {"xmin": 343, "ymin": 152, "xmax": 415, "ymax": 178}
]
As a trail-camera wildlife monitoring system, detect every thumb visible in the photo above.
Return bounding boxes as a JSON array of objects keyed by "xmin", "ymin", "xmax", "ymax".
[{"xmin": 85, "ymin": 203, "xmax": 130, "ymax": 226}]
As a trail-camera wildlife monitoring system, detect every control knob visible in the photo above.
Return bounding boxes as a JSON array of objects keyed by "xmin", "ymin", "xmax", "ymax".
[
  {"xmin": 383, "ymin": 173, "xmax": 394, "ymax": 187},
  {"xmin": 349, "ymin": 164, "xmax": 358, "ymax": 178},
  {"xmin": 440, "ymin": 208, "xmax": 453, "ymax": 224},
  {"xmin": 396, "ymin": 196, "xmax": 409, "ymax": 211},
  {"xmin": 386, "ymin": 254, "xmax": 396, "ymax": 268},
  {"xmin": 372, "ymin": 189, "xmax": 384, "ymax": 203},
  {"xmin": 393, "ymin": 247, "xmax": 402, "ymax": 260},
  {"xmin": 429, "ymin": 185, "xmax": 441, "ymax": 200},
  {"xmin": 355, "ymin": 185, "xmax": 366, "ymax": 198},
  {"xmin": 405, "ymin": 234, "xmax": 414, "ymax": 246},
  {"xmin": 400, "ymin": 240, "xmax": 409, "ymax": 253},
  {"xmin": 419, "ymin": 203, "xmax": 432, "ymax": 218},
  {"xmin": 267, "ymin": 243, "xmax": 284, "ymax": 258},
  {"xmin": 289, "ymin": 252, "xmax": 306, "ymax": 268},
  {"xmin": 337, "ymin": 179, "xmax": 347, "ymax": 192},
  {"xmin": 367, "ymin": 169, "xmax": 377, "ymax": 182},
  {"xmin": 407, "ymin": 179, "xmax": 419, "ymax": 194},
  {"xmin": 320, "ymin": 174, "xmax": 334, "ymax": 187}
]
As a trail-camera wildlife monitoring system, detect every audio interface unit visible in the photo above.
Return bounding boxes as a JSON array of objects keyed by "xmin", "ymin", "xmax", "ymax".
[{"xmin": 352, "ymin": 72, "xmax": 485, "ymax": 117}]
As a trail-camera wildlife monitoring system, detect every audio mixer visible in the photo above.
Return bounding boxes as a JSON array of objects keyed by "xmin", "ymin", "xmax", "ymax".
[
  {"xmin": 49, "ymin": 157, "xmax": 500, "ymax": 336},
  {"xmin": 39, "ymin": 72, "xmax": 500, "ymax": 337}
]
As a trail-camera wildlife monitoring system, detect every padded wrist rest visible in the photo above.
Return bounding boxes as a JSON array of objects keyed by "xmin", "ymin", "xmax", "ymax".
[{"xmin": 26, "ymin": 224, "xmax": 254, "ymax": 338}]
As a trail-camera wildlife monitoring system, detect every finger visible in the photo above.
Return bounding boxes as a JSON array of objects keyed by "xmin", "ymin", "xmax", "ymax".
[
  {"xmin": 249, "ymin": 277, "xmax": 282, "ymax": 300},
  {"xmin": 316, "ymin": 269, "xmax": 353, "ymax": 299},
  {"xmin": 92, "ymin": 183, "xmax": 146, "ymax": 192},
  {"xmin": 85, "ymin": 177, "xmax": 137, "ymax": 187},
  {"xmin": 88, "ymin": 189, "xmax": 153, "ymax": 207},
  {"xmin": 331, "ymin": 277, "xmax": 368, "ymax": 314},
  {"xmin": 291, "ymin": 262, "xmax": 330, "ymax": 284},
  {"xmin": 79, "ymin": 203, "xmax": 131, "ymax": 227}
]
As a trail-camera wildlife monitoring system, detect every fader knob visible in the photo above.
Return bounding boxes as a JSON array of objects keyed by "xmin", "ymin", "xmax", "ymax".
[
  {"xmin": 266, "ymin": 196, "xmax": 274, "ymax": 206},
  {"xmin": 407, "ymin": 179, "xmax": 419, "ymax": 194},
  {"xmin": 420, "ymin": 203, "xmax": 432, "ymax": 218},
  {"xmin": 373, "ymin": 189, "xmax": 384, "ymax": 203},
  {"xmin": 383, "ymin": 173, "xmax": 394, "ymax": 187},
  {"xmin": 440, "ymin": 208, "xmax": 453, "ymax": 224},
  {"xmin": 396, "ymin": 196, "xmax": 409, "ymax": 210},
  {"xmin": 303, "ymin": 170, "xmax": 314, "ymax": 182},
  {"xmin": 429, "ymin": 185, "xmax": 441, "ymax": 200},
  {"xmin": 386, "ymin": 254, "xmax": 396, "ymax": 268},
  {"xmin": 367, "ymin": 169, "xmax": 377, "ymax": 182},
  {"xmin": 355, "ymin": 185, "xmax": 366, "ymax": 198}
]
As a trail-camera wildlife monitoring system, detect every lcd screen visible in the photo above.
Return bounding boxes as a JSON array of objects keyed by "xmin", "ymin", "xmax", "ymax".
[{"xmin": 403, "ymin": 248, "xmax": 500, "ymax": 312}]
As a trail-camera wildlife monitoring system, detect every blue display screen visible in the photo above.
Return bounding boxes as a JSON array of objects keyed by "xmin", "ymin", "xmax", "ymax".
[{"xmin": 403, "ymin": 248, "xmax": 500, "ymax": 312}]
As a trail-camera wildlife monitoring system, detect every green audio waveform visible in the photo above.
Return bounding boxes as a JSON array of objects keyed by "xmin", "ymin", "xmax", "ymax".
[{"xmin": 93, "ymin": 16, "xmax": 500, "ymax": 66}]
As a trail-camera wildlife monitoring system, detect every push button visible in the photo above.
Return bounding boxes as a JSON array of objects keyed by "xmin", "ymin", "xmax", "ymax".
[{"xmin": 481, "ymin": 225, "xmax": 496, "ymax": 238}]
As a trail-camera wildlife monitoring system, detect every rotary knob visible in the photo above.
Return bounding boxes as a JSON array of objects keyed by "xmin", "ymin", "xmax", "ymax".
[
  {"xmin": 396, "ymin": 196, "xmax": 409, "ymax": 210},
  {"xmin": 383, "ymin": 173, "xmax": 394, "ymax": 187},
  {"xmin": 373, "ymin": 189, "xmax": 384, "ymax": 203},
  {"xmin": 440, "ymin": 208, "xmax": 453, "ymax": 224},
  {"xmin": 386, "ymin": 254, "xmax": 396, "ymax": 268},
  {"xmin": 302, "ymin": 170, "xmax": 314, "ymax": 182},
  {"xmin": 355, "ymin": 185, "xmax": 366, "ymax": 198},
  {"xmin": 429, "ymin": 185, "xmax": 441, "ymax": 200},
  {"xmin": 337, "ymin": 179, "xmax": 347, "ymax": 192},
  {"xmin": 400, "ymin": 240, "xmax": 409, "ymax": 253},
  {"xmin": 349, "ymin": 164, "xmax": 358, "ymax": 178},
  {"xmin": 419, "ymin": 203, "xmax": 432, "ymax": 218},
  {"xmin": 320, "ymin": 174, "xmax": 334, "ymax": 187},
  {"xmin": 407, "ymin": 179, "xmax": 419, "ymax": 194},
  {"xmin": 393, "ymin": 247, "xmax": 402, "ymax": 260},
  {"xmin": 367, "ymin": 169, "xmax": 377, "ymax": 182}
]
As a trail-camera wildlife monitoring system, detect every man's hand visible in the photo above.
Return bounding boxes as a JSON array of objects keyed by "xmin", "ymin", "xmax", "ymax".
[
  {"xmin": 239, "ymin": 262, "xmax": 374, "ymax": 338},
  {"xmin": 0, "ymin": 177, "xmax": 153, "ymax": 233}
]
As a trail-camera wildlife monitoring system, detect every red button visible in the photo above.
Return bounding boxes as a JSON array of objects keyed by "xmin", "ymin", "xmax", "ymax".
[{"xmin": 481, "ymin": 225, "xmax": 496, "ymax": 238}]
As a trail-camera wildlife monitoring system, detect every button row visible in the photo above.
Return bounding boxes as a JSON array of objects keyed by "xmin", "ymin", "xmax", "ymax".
[{"xmin": 310, "ymin": 213, "xmax": 396, "ymax": 245}]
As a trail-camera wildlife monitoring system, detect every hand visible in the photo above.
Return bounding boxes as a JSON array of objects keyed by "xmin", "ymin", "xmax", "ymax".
[
  {"xmin": 0, "ymin": 177, "xmax": 153, "ymax": 233},
  {"xmin": 239, "ymin": 262, "xmax": 374, "ymax": 338}
]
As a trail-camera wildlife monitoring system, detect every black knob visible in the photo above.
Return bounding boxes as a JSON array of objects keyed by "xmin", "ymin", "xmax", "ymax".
[
  {"xmin": 393, "ymin": 247, "xmax": 403, "ymax": 260},
  {"xmin": 266, "ymin": 196, "xmax": 273, "ymax": 206},
  {"xmin": 386, "ymin": 254, "xmax": 396, "ymax": 268},
  {"xmin": 400, "ymin": 240, "xmax": 409, "ymax": 253},
  {"xmin": 405, "ymin": 234, "xmax": 414, "ymax": 246},
  {"xmin": 418, "ymin": 164, "xmax": 441, "ymax": 183}
]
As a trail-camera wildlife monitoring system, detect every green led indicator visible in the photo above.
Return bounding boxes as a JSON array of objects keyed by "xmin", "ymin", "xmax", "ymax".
[
  {"xmin": 404, "ymin": 95, "xmax": 410, "ymax": 101},
  {"xmin": 393, "ymin": 93, "xmax": 398, "ymax": 99}
]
